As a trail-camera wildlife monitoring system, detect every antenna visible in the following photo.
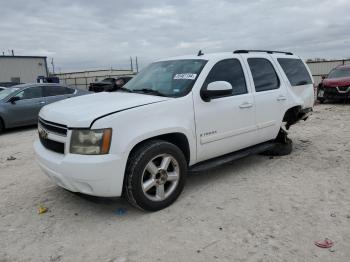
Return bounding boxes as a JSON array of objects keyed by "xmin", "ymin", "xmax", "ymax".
[{"xmin": 197, "ymin": 50, "xmax": 204, "ymax": 56}]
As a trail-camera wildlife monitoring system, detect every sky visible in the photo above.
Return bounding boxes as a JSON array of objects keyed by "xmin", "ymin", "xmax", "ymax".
[{"xmin": 1, "ymin": 0, "xmax": 349, "ymax": 72}]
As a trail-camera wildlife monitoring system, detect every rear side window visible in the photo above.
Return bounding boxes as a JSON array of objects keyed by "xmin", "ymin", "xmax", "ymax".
[
  {"xmin": 44, "ymin": 86, "xmax": 75, "ymax": 96},
  {"xmin": 204, "ymin": 59, "xmax": 247, "ymax": 96},
  {"xmin": 248, "ymin": 58, "xmax": 280, "ymax": 92},
  {"xmin": 277, "ymin": 58, "xmax": 312, "ymax": 86}
]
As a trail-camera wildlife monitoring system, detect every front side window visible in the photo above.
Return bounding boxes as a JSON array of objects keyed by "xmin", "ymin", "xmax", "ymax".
[
  {"xmin": 204, "ymin": 59, "xmax": 247, "ymax": 96},
  {"xmin": 0, "ymin": 88, "xmax": 19, "ymax": 100},
  {"xmin": 44, "ymin": 86, "xmax": 75, "ymax": 96},
  {"xmin": 278, "ymin": 58, "xmax": 312, "ymax": 86},
  {"xmin": 248, "ymin": 58, "xmax": 280, "ymax": 92},
  {"xmin": 15, "ymin": 86, "xmax": 43, "ymax": 100},
  {"xmin": 124, "ymin": 59, "xmax": 207, "ymax": 97}
]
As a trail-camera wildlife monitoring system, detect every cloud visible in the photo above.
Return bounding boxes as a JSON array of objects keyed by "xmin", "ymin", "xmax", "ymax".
[{"xmin": 0, "ymin": 0, "xmax": 349, "ymax": 72}]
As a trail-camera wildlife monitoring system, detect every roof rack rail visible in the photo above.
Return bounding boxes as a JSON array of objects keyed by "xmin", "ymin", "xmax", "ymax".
[{"xmin": 233, "ymin": 50, "xmax": 293, "ymax": 55}]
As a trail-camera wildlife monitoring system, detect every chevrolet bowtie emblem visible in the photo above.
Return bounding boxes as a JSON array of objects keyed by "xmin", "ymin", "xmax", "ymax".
[{"xmin": 38, "ymin": 127, "xmax": 48, "ymax": 139}]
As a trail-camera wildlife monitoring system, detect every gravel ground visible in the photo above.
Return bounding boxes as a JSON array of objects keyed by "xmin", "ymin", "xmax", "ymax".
[{"xmin": 1, "ymin": 103, "xmax": 350, "ymax": 262}]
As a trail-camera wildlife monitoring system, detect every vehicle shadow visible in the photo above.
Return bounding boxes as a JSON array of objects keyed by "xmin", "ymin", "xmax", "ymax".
[
  {"xmin": 47, "ymin": 154, "xmax": 268, "ymax": 216},
  {"xmin": 1, "ymin": 124, "xmax": 37, "ymax": 135}
]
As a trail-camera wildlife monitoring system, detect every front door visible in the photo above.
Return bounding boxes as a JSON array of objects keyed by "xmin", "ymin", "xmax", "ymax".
[
  {"xmin": 5, "ymin": 86, "xmax": 45, "ymax": 126},
  {"xmin": 194, "ymin": 58, "xmax": 257, "ymax": 162}
]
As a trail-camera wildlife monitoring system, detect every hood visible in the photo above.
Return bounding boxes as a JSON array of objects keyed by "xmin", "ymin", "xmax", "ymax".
[
  {"xmin": 39, "ymin": 92, "xmax": 169, "ymax": 128},
  {"xmin": 322, "ymin": 77, "xmax": 350, "ymax": 87}
]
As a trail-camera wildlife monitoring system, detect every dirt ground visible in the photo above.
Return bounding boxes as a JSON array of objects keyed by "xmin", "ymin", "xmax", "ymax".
[{"xmin": 0, "ymin": 103, "xmax": 350, "ymax": 262}]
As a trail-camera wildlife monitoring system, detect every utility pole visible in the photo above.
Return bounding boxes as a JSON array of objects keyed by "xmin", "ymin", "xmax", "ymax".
[
  {"xmin": 51, "ymin": 58, "xmax": 55, "ymax": 74},
  {"xmin": 135, "ymin": 56, "xmax": 139, "ymax": 73},
  {"xmin": 130, "ymin": 56, "xmax": 133, "ymax": 72}
]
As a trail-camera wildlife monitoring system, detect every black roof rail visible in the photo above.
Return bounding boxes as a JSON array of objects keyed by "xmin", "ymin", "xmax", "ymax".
[{"xmin": 233, "ymin": 50, "xmax": 293, "ymax": 55}]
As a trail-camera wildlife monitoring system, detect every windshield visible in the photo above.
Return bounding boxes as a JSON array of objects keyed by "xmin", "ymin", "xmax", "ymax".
[
  {"xmin": 0, "ymin": 87, "xmax": 19, "ymax": 100},
  {"xmin": 124, "ymin": 59, "xmax": 207, "ymax": 97},
  {"xmin": 328, "ymin": 68, "xmax": 350, "ymax": 79}
]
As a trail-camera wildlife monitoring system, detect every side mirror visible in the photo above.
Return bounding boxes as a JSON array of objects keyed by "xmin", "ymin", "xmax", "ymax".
[
  {"xmin": 9, "ymin": 96, "xmax": 20, "ymax": 104},
  {"xmin": 201, "ymin": 81, "xmax": 233, "ymax": 102},
  {"xmin": 321, "ymin": 74, "xmax": 327, "ymax": 80}
]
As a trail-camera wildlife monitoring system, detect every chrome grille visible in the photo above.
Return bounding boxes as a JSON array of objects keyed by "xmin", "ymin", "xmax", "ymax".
[{"xmin": 38, "ymin": 118, "xmax": 67, "ymax": 136}]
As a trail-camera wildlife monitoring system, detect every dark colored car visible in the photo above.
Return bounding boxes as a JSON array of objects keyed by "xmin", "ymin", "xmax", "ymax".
[
  {"xmin": 0, "ymin": 82, "xmax": 21, "ymax": 87},
  {"xmin": 89, "ymin": 77, "xmax": 133, "ymax": 92},
  {"xmin": 0, "ymin": 83, "xmax": 89, "ymax": 133},
  {"xmin": 317, "ymin": 65, "xmax": 350, "ymax": 103}
]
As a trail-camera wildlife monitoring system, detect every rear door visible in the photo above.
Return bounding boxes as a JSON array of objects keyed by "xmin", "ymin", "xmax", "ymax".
[
  {"xmin": 274, "ymin": 57, "xmax": 314, "ymax": 109},
  {"xmin": 244, "ymin": 55, "xmax": 288, "ymax": 142},
  {"xmin": 43, "ymin": 85, "xmax": 76, "ymax": 104}
]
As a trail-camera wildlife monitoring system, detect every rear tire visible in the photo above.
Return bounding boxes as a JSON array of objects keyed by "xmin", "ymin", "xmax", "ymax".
[
  {"xmin": 124, "ymin": 140, "xmax": 187, "ymax": 211},
  {"xmin": 263, "ymin": 137, "xmax": 293, "ymax": 156},
  {"xmin": 262, "ymin": 128, "xmax": 293, "ymax": 156}
]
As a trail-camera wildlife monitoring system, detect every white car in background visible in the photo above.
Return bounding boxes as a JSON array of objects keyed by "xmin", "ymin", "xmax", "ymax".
[{"xmin": 34, "ymin": 50, "xmax": 314, "ymax": 211}]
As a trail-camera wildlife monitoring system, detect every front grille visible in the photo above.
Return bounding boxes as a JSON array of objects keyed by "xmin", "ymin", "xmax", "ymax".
[
  {"xmin": 338, "ymin": 86, "xmax": 349, "ymax": 92},
  {"xmin": 324, "ymin": 87, "xmax": 339, "ymax": 94},
  {"xmin": 39, "ymin": 118, "xmax": 67, "ymax": 136},
  {"xmin": 39, "ymin": 136, "xmax": 65, "ymax": 154}
]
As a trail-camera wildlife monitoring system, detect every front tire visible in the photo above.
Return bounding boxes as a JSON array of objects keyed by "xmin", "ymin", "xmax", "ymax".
[{"xmin": 124, "ymin": 140, "xmax": 187, "ymax": 211}]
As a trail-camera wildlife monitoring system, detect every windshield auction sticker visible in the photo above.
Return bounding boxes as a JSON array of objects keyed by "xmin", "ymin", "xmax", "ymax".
[{"xmin": 174, "ymin": 73, "xmax": 197, "ymax": 80}]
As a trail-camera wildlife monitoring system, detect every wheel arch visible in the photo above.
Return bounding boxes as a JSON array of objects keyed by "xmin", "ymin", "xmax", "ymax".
[
  {"xmin": 282, "ymin": 105, "xmax": 302, "ymax": 129},
  {"xmin": 126, "ymin": 132, "xmax": 192, "ymax": 165}
]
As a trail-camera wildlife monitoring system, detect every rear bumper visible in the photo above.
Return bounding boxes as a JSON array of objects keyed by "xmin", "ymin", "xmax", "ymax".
[{"xmin": 34, "ymin": 140, "xmax": 128, "ymax": 197}]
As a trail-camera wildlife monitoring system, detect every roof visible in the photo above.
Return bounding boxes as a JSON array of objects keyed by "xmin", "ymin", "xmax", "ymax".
[
  {"xmin": 0, "ymin": 55, "xmax": 47, "ymax": 59},
  {"xmin": 157, "ymin": 50, "xmax": 298, "ymax": 62}
]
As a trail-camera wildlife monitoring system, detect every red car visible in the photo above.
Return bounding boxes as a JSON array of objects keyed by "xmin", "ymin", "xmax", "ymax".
[{"xmin": 317, "ymin": 65, "xmax": 350, "ymax": 103}]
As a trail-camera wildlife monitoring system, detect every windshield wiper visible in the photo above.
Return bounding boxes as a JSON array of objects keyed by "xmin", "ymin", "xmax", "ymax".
[
  {"xmin": 133, "ymin": 88, "xmax": 167, "ymax": 97},
  {"xmin": 116, "ymin": 87, "xmax": 133, "ymax": 93}
]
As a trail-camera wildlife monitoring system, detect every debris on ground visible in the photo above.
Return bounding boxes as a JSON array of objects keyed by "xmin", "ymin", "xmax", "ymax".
[
  {"xmin": 314, "ymin": 238, "xmax": 334, "ymax": 248},
  {"xmin": 330, "ymin": 213, "xmax": 336, "ymax": 217},
  {"xmin": 7, "ymin": 156, "xmax": 16, "ymax": 161},
  {"xmin": 115, "ymin": 208, "xmax": 127, "ymax": 216},
  {"xmin": 38, "ymin": 206, "xmax": 48, "ymax": 214}
]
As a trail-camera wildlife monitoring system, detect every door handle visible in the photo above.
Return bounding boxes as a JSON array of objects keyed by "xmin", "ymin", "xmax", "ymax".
[
  {"xmin": 277, "ymin": 95, "xmax": 287, "ymax": 101},
  {"xmin": 39, "ymin": 101, "xmax": 46, "ymax": 104},
  {"xmin": 239, "ymin": 102, "xmax": 253, "ymax": 109}
]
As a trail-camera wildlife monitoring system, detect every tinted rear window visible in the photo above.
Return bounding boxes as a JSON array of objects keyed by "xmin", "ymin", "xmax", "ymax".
[
  {"xmin": 278, "ymin": 58, "xmax": 312, "ymax": 86},
  {"xmin": 248, "ymin": 58, "xmax": 280, "ymax": 92}
]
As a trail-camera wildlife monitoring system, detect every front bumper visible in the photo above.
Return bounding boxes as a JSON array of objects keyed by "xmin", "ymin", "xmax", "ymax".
[
  {"xmin": 318, "ymin": 86, "xmax": 350, "ymax": 100},
  {"xmin": 34, "ymin": 140, "xmax": 128, "ymax": 197}
]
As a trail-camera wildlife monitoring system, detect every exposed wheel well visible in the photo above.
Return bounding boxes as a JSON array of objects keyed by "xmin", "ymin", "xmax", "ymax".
[
  {"xmin": 283, "ymin": 106, "xmax": 302, "ymax": 129},
  {"xmin": 128, "ymin": 133, "xmax": 191, "ymax": 164}
]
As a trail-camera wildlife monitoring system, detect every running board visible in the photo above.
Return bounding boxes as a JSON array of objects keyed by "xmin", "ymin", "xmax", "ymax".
[{"xmin": 189, "ymin": 141, "xmax": 275, "ymax": 173}]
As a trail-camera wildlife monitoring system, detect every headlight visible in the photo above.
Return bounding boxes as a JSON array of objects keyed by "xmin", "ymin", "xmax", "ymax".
[{"xmin": 70, "ymin": 128, "xmax": 112, "ymax": 155}]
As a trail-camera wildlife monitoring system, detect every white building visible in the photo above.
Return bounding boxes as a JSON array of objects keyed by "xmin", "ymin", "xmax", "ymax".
[{"xmin": 0, "ymin": 56, "xmax": 48, "ymax": 84}]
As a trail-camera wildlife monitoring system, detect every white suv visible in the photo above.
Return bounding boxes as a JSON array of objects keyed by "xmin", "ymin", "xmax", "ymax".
[{"xmin": 34, "ymin": 50, "xmax": 314, "ymax": 211}]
